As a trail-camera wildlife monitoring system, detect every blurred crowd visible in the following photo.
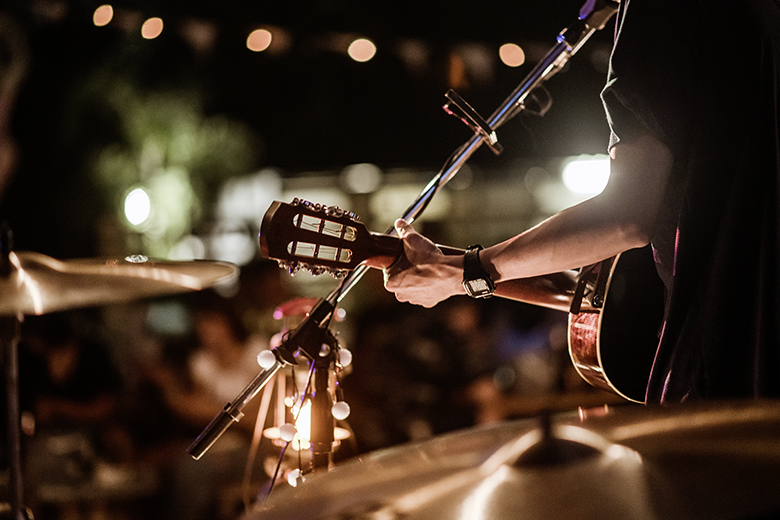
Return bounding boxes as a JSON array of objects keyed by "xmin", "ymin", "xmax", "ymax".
[{"xmin": 9, "ymin": 260, "xmax": 617, "ymax": 520}]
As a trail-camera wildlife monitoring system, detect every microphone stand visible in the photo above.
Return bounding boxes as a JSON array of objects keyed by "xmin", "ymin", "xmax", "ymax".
[
  {"xmin": 1, "ymin": 225, "xmax": 27, "ymax": 520},
  {"xmin": 188, "ymin": 0, "xmax": 619, "ymax": 475}
]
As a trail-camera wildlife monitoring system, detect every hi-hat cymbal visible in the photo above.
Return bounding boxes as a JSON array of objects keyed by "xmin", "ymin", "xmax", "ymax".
[
  {"xmin": 246, "ymin": 400, "xmax": 780, "ymax": 520},
  {"xmin": 0, "ymin": 251, "xmax": 238, "ymax": 315}
]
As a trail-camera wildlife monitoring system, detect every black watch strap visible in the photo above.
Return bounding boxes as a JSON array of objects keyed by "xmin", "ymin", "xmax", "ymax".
[{"xmin": 462, "ymin": 245, "xmax": 496, "ymax": 298}]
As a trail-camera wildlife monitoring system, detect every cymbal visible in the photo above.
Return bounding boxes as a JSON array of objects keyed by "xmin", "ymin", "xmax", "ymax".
[
  {"xmin": 246, "ymin": 400, "xmax": 780, "ymax": 520},
  {"xmin": 0, "ymin": 251, "xmax": 238, "ymax": 315}
]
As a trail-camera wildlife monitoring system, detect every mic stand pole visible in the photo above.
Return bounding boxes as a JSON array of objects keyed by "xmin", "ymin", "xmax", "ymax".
[
  {"xmin": 1, "ymin": 225, "xmax": 26, "ymax": 520},
  {"xmin": 187, "ymin": 0, "xmax": 619, "ymax": 466}
]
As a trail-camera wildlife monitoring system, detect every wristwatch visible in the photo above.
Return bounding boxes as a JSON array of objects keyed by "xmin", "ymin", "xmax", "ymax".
[{"xmin": 462, "ymin": 245, "xmax": 496, "ymax": 299}]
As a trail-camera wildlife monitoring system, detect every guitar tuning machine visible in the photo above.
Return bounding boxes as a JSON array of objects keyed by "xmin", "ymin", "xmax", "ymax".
[
  {"xmin": 300, "ymin": 264, "xmax": 348, "ymax": 279},
  {"xmin": 290, "ymin": 198, "xmax": 359, "ymax": 220},
  {"xmin": 325, "ymin": 206, "xmax": 344, "ymax": 217},
  {"xmin": 305, "ymin": 265, "xmax": 327, "ymax": 276},
  {"xmin": 277, "ymin": 260, "xmax": 302, "ymax": 276},
  {"xmin": 291, "ymin": 197, "xmax": 319, "ymax": 210}
]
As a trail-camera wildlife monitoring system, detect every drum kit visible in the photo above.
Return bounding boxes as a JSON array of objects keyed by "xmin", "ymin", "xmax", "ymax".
[
  {"xmin": 245, "ymin": 400, "xmax": 780, "ymax": 520},
  {"xmin": 0, "ymin": 240, "xmax": 238, "ymax": 520},
  {"xmin": 5, "ymin": 245, "xmax": 780, "ymax": 520}
]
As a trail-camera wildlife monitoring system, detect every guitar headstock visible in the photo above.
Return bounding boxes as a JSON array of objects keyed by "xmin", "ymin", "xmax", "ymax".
[{"xmin": 259, "ymin": 199, "xmax": 401, "ymax": 277}]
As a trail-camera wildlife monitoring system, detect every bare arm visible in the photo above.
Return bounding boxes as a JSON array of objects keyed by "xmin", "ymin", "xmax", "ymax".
[{"xmin": 384, "ymin": 131, "xmax": 674, "ymax": 307}]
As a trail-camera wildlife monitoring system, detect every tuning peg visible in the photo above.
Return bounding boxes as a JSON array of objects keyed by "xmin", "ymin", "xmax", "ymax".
[
  {"xmin": 285, "ymin": 261, "xmax": 301, "ymax": 275},
  {"xmin": 306, "ymin": 265, "xmax": 327, "ymax": 276},
  {"xmin": 328, "ymin": 268, "xmax": 347, "ymax": 279},
  {"xmin": 325, "ymin": 205, "xmax": 343, "ymax": 217}
]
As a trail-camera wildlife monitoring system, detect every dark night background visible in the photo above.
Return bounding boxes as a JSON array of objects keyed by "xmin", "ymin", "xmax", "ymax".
[{"xmin": 0, "ymin": 0, "xmax": 615, "ymax": 259}]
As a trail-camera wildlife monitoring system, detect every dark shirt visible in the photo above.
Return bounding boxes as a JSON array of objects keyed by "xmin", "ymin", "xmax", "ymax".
[{"xmin": 601, "ymin": 0, "xmax": 780, "ymax": 402}]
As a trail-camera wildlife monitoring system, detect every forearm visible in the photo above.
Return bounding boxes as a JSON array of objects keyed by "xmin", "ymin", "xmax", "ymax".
[
  {"xmin": 483, "ymin": 132, "xmax": 673, "ymax": 282},
  {"xmin": 385, "ymin": 131, "xmax": 673, "ymax": 308},
  {"xmin": 482, "ymin": 196, "xmax": 646, "ymax": 282}
]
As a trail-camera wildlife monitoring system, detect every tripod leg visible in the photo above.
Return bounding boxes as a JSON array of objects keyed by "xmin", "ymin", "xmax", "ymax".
[{"xmin": 3, "ymin": 316, "xmax": 24, "ymax": 520}]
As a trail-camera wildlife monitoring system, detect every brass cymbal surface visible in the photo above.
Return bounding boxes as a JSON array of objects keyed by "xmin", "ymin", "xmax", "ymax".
[
  {"xmin": 0, "ymin": 251, "xmax": 238, "ymax": 315},
  {"xmin": 246, "ymin": 400, "xmax": 780, "ymax": 520}
]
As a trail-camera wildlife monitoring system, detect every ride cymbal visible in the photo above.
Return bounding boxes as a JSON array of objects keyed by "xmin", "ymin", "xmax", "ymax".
[
  {"xmin": 0, "ymin": 251, "xmax": 238, "ymax": 315},
  {"xmin": 246, "ymin": 400, "xmax": 780, "ymax": 520}
]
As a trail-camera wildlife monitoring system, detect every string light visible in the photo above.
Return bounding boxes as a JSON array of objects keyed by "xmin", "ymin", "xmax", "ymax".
[
  {"xmin": 92, "ymin": 5, "xmax": 113, "ymax": 27},
  {"xmin": 331, "ymin": 401, "xmax": 350, "ymax": 420},
  {"xmin": 141, "ymin": 17, "xmax": 164, "ymax": 39},
  {"xmin": 247, "ymin": 28, "xmax": 273, "ymax": 52},
  {"xmin": 499, "ymin": 43, "xmax": 526, "ymax": 67},
  {"xmin": 347, "ymin": 38, "xmax": 376, "ymax": 62},
  {"xmin": 68, "ymin": 5, "xmax": 613, "ymax": 80}
]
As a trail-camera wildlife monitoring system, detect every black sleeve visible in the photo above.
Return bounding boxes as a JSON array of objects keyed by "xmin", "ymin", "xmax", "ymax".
[{"xmin": 600, "ymin": 0, "xmax": 699, "ymax": 157}]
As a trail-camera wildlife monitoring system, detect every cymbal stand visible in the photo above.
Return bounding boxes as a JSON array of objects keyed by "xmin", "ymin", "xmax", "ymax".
[
  {"xmin": 188, "ymin": 0, "xmax": 620, "ymax": 475},
  {"xmin": 1, "ymin": 226, "xmax": 25, "ymax": 520}
]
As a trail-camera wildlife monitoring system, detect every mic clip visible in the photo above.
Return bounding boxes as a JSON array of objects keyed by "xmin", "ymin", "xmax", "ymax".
[{"xmin": 443, "ymin": 89, "xmax": 504, "ymax": 156}]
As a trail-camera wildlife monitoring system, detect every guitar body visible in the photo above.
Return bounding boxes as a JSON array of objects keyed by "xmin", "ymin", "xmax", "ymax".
[{"xmin": 568, "ymin": 246, "xmax": 665, "ymax": 403}]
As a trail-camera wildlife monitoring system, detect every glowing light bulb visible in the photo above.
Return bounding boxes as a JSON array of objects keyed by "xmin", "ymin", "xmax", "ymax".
[
  {"xmin": 256, "ymin": 350, "xmax": 277, "ymax": 369},
  {"xmin": 294, "ymin": 401, "xmax": 312, "ymax": 443},
  {"xmin": 338, "ymin": 348, "xmax": 353, "ymax": 367},
  {"xmin": 287, "ymin": 469, "xmax": 303, "ymax": 487},
  {"xmin": 279, "ymin": 423, "xmax": 297, "ymax": 442},
  {"xmin": 332, "ymin": 401, "xmax": 351, "ymax": 420}
]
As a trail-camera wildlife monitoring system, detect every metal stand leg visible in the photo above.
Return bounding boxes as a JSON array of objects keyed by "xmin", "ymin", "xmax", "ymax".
[{"xmin": 2, "ymin": 316, "xmax": 24, "ymax": 520}]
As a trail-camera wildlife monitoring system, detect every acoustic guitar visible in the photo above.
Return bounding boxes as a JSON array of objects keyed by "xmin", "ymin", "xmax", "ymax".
[{"xmin": 259, "ymin": 199, "xmax": 664, "ymax": 403}]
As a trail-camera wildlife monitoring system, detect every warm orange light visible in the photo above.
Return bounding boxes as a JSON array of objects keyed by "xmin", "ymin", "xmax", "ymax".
[
  {"xmin": 499, "ymin": 43, "xmax": 526, "ymax": 67},
  {"xmin": 247, "ymin": 28, "xmax": 272, "ymax": 52},
  {"xmin": 348, "ymin": 38, "xmax": 376, "ymax": 62},
  {"xmin": 93, "ymin": 4, "xmax": 113, "ymax": 27},
  {"xmin": 141, "ymin": 17, "xmax": 164, "ymax": 39}
]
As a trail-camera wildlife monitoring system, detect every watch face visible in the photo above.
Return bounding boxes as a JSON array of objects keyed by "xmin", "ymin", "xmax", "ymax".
[{"xmin": 465, "ymin": 278, "xmax": 493, "ymax": 297}]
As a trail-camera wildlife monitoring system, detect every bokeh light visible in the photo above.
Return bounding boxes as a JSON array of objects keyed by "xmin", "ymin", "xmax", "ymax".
[
  {"xmin": 562, "ymin": 155, "xmax": 611, "ymax": 194},
  {"xmin": 247, "ymin": 28, "xmax": 273, "ymax": 52},
  {"xmin": 499, "ymin": 43, "xmax": 526, "ymax": 67},
  {"xmin": 124, "ymin": 187, "xmax": 152, "ymax": 226},
  {"xmin": 141, "ymin": 17, "xmax": 164, "ymax": 39},
  {"xmin": 348, "ymin": 38, "xmax": 376, "ymax": 62},
  {"xmin": 92, "ymin": 5, "xmax": 113, "ymax": 27}
]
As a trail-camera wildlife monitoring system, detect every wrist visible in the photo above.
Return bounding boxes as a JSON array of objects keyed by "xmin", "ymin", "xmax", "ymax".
[{"xmin": 461, "ymin": 245, "xmax": 496, "ymax": 299}]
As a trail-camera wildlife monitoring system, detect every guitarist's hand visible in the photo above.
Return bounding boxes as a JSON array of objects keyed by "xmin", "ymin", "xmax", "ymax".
[{"xmin": 383, "ymin": 219, "xmax": 466, "ymax": 307}]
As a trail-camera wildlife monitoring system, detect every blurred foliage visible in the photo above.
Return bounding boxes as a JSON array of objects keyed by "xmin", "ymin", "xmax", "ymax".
[{"xmin": 74, "ymin": 65, "xmax": 262, "ymax": 257}]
